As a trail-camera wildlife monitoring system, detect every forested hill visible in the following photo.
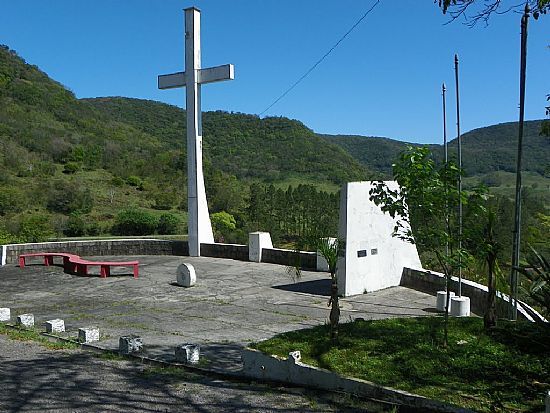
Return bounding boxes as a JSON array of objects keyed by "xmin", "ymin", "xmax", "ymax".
[
  {"xmin": 83, "ymin": 97, "xmax": 369, "ymax": 183},
  {"xmin": 321, "ymin": 119, "xmax": 548, "ymax": 177}
]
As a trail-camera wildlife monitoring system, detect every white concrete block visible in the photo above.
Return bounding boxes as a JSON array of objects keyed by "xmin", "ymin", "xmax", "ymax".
[
  {"xmin": 248, "ymin": 232, "xmax": 273, "ymax": 262},
  {"xmin": 436, "ymin": 291, "xmax": 455, "ymax": 312},
  {"xmin": 119, "ymin": 335, "xmax": 143, "ymax": 355},
  {"xmin": 316, "ymin": 238, "xmax": 336, "ymax": 272},
  {"xmin": 545, "ymin": 390, "xmax": 549, "ymax": 413},
  {"xmin": 17, "ymin": 313, "xmax": 34, "ymax": 328},
  {"xmin": 175, "ymin": 343, "xmax": 200, "ymax": 364},
  {"xmin": 78, "ymin": 327, "xmax": 100, "ymax": 343},
  {"xmin": 288, "ymin": 351, "xmax": 301, "ymax": 364},
  {"xmin": 450, "ymin": 296, "xmax": 471, "ymax": 317},
  {"xmin": 45, "ymin": 319, "xmax": 65, "ymax": 333},
  {"xmin": 337, "ymin": 181, "xmax": 423, "ymax": 296},
  {"xmin": 0, "ymin": 308, "xmax": 10, "ymax": 322},
  {"xmin": 176, "ymin": 263, "xmax": 196, "ymax": 287}
]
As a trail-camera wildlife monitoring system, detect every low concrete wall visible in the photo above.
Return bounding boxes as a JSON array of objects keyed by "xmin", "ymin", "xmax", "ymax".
[
  {"xmin": 200, "ymin": 243, "xmax": 249, "ymax": 261},
  {"xmin": 261, "ymin": 248, "xmax": 317, "ymax": 270},
  {"xmin": 401, "ymin": 267, "xmax": 546, "ymax": 323},
  {"xmin": 1, "ymin": 239, "xmax": 188, "ymax": 265},
  {"xmin": 242, "ymin": 348, "xmax": 473, "ymax": 413},
  {"xmin": 1, "ymin": 240, "xmax": 317, "ymax": 271}
]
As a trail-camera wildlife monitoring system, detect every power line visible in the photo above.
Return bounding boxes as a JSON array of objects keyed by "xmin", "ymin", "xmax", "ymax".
[{"xmin": 259, "ymin": 0, "xmax": 381, "ymax": 116}]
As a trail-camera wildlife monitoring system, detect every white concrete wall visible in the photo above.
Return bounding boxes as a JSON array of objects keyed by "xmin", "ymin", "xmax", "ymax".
[{"xmin": 337, "ymin": 181, "xmax": 422, "ymax": 296}]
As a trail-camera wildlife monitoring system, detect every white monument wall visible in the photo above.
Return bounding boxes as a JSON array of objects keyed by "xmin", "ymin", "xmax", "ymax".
[{"xmin": 337, "ymin": 181, "xmax": 422, "ymax": 296}]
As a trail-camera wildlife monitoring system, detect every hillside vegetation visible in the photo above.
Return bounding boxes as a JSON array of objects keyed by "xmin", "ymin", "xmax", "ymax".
[
  {"xmin": 0, "ymin": 44, "xmax": 547, "ymax": 255},
  {"xmin": 322, "ymin": 119, "xmax": 549, "ymax": 177}
]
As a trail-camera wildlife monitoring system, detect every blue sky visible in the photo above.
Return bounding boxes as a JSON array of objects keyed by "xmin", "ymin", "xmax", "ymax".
[{"xmin": 1, "ymin": 1, "xmax": 548, "ymax": 143}]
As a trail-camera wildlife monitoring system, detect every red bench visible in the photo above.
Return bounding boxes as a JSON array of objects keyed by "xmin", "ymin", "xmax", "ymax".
[{"xmin": 18, "ymin": 253, "xmax": 139, "ymax": 278}]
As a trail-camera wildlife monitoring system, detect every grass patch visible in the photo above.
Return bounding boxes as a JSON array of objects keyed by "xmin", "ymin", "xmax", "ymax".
[
  {"xmin": 0, "ymin": 323, "xmax": 79, "ymax": 350},
  {"xmin": 251, "ymin": 317, "xmax": 549, "ymax": 412}
]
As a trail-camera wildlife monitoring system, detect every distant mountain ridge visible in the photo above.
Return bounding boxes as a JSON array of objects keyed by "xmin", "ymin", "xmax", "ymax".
[{"xmin": 321, "ymin": 119, "xmax": 548, "ymax": 177}]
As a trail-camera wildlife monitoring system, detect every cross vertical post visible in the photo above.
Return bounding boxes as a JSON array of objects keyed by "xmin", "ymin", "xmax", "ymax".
[{"xmin": 158, "ymin": 7, "xmax": 234, "ymax": 256}]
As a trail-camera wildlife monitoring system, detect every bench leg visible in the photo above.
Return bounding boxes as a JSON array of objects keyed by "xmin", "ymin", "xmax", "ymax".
[
  {"xmin": 77, "ymin": 264, "xmax": 88, "ymax": 276},
  {"xmin": 133, "ymin": 264, "xmax": 138, "ymax": 279},
  {"xmin": 19, "ymin": 257, "xmax": 25, "ymax": 268},
  {"xmin": 45, "ymin": 256, "xmax": 54, "ymax": 266},
  {"xmin": 100, "ymin": 265, "xmax": 109, "ymax": 278}
]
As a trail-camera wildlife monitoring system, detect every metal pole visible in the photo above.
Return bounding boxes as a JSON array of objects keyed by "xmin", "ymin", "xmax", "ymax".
[
  {"xmin": 509, "ymin": 4, "xmax": 530, "ymax": 321},
  {"xmin": 443, "ymin": 83, "xmax": 449, "ymax": 260},
  {"xmin": 454, "ymin": 54, "xmax": 462, "ymax": 297}
]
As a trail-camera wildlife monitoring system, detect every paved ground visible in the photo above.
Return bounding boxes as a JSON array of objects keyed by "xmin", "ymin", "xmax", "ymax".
[
  {"xmin": 1, "ymin": 255, "xmax": 435, "ymax": 371},
  {"xmin": 1, "ymin": 255, "xmax": 437, "ymax": 412},
  {"xmin": 0, "ymin": 335, "xmax": 393, "ymax": 413}
]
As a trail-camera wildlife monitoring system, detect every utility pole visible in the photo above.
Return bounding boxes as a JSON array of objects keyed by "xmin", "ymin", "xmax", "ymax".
[
  {"xmin": 454, "ymin": 54, "xmax": 463, "ymax": 297},
  {"xmin": 442, "ymin": 83, "xmax": 449, "ymax": 260},
  {"xmin": 509, "ymin": 4, "xmax": 530, "ymax": 321}
]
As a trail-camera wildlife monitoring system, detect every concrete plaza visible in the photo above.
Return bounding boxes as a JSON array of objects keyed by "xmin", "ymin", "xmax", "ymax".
[{"xmin": 1, "ymin": 255, "xmax": 435, "ymax": 372}]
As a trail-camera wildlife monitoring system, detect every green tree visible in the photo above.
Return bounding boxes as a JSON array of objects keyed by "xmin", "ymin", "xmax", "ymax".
[
  {"xmin": 18, "ymin": 213, "xmax": 54, "ymax": 242},
  {"xmin": 112, "ymin": 208, "xmax": 158, "ymax": 236},
  {"xmin": 157, "ymin": 213, "xmax": 182, "ymax": 235},
  {"xmin": 210, "ymin": 211, "xmax": 236, "ymax": 242},
  {"xmin": 516, "ymin": 247, "xmax": 550, "ymax": 319},
  {"xmin": 369, "ymin": 146, "xmax": 483, "ymax": 346}
]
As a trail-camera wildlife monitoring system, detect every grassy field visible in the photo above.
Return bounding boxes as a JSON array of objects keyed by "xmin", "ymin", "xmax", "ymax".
[{"xmin": 251, "ymin": 317, "xmax": 549, "ymax": 412}]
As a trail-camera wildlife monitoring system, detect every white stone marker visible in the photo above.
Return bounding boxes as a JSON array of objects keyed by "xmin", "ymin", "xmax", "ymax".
[
  {"xmin": 545, "ymin": 390, "xmax": 550, "ymax": 413},
  {"xmin": 436, "ymin": 291, "xmax": 455, "ymax": 312},
  {"xmin": 249, "ymin": 232, "xmax": 273, "ymax": 263},
  {"xmin": 337, "ymin": 181, "xmax": 423, "ymax": 296},
  {"xmin": 17, "ymin": 314, "xmax": 34, "ymax": 328},
  {"xmin": 78, "ymin": 327, "xmax": 100, "ymax": 343},
  {"xmin": 158, "ymin": 7, "xmax": 234, "ymax": 257},
  {"xmin": 175, "ymin": 344, "xmax": 200, "ymax": 364},
  {"xmin": 45, "ymin": 319, "xmax": 65, "ymax": 333},
  {"xmin": 119, "ymin": 335, "xmax": 143, "ymax": 355},
  {"xmin": 0, "ymin": 308, "xmax": 10, "ymax": 322},
  {"xmin": 176, "ymin": 263, "xmax": 196, "ymax": 287},
  {"xmin": 450, "ymin": 296, "xmax": 471, "ymax": 317}
]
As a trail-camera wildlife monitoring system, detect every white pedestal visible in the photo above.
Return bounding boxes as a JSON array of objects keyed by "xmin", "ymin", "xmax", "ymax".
[
  {"xmin": 249, "ymin": 232, "xmax": 273, "ymax": 262},
  {"xmin": 177, "ymin": 263, "xmax": 196, "ymax": 287},
  {"xmin": 436, "ymin": 291, "xmax": 455, "ymax": 312},
  {"xmin": 45, "ymin": 319, "xmax": 65, "ymax": 333},
  {"xmin": 175, "ymin": 344, "xmax": 200, "ymax": 364},
  {"xmin": 79, "ymin": 327, "xmax": 100, "ymax": 343},
  {"xmin": 450, "ymin": 296, "xmax": 471, "ymax": 317},
  {"xmin": 0, "ymin": 308, "xmax": 10, "ymax": 322},
  {"xmin": 545, "ymin": 390, "xmax": 550, "ymax": 413},
  {"xmin": 17, "ymin": 314, "xmax": 34, "ymax": 328}
]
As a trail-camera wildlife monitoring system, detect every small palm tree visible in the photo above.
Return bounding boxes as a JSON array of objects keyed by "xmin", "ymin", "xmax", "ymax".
[
  {"xmin": 516, "ymin": 247, "xmax": 550, "ymax": 320},
  {"xmin": 317, "ymin": 238, "xmax": 344, "ymax": 342}
]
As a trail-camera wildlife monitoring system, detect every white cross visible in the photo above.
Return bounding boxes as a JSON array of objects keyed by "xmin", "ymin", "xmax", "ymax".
[{"xmin": 158, "ymin": 7, "xmax": 234, "ymax": 257}]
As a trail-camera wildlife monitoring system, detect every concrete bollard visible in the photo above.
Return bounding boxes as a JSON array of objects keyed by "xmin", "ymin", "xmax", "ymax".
[
  {"xmin": 119, "ymin": 335, "xmax": 143, "ymax": 355},
  {"xmin": 450, "ymin": 296, "xmax": 471, "ymax": 317},
  {"xmin": 78, "ymin": 327, "xmax": 100, "ymax": 343},
  {"xmin": 436, "ymin": 291, "xmax": 455, "ymax": 312},
  {"xmin": 175, "ymin": 344, "xmax": 200, "ymax": 364},
  {"xmin": 248, "ymin": 232, "xmax": 273, "ymax": 262},
  {"xmin": 17, "ymin": 314, "xmax": 34, "ymax": 328},
  {"xmin": 176, "ymin": 263, "xmax": 196, "ymax": 287},
  {"xmin": 0, "ymin": 308, "xmax": 10, "ymax": 322},
  {"xmin": 287, "ymin": 351, "xmax": 301, "ymax": 364},
  {"xmin": 45, "ymin": 319, "xmax": 65, "ymax": 333},
  {"xmin": 546, "ymin": 390, "xmax": 550, "ymax": 413}
]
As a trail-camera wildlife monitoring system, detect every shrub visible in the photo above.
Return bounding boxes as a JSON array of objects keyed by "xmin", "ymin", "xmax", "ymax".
[
  {"xmin": 18, "ymin": 213, "xmax": 54, "ymax": 242},
  {"xmin": 126, "ymin": 176, "xmax": 142, "ymax": 187},
  {"xmin": 46, "ymin": 180, "xmax": 93, "ymax": 214},
  {"xmin": 0, "ymin": 188, "xmax": 26, "ymax": 215},
  {"xmin": 211, "ymin": 211, "xmax": 236, "ymax": 242},
  {"xmin": 64, "ymin": 213, "xmax": 86, "ymax": 237},
  {"xmin": 112, "ymin": 208, "xmax": 158, "ymax": 236},
  {"xmin": 157, "ymin": 213, "xmax": 182, "ymax": 235},
  {"xmin": 63, "ymin": 162, "xmax": 80, "ymax": 174}
]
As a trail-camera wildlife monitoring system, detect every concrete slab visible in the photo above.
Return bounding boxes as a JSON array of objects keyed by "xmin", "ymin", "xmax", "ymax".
[{"xmin": 0, "ymin": 255, "xmax": 435, "ymax": 373}]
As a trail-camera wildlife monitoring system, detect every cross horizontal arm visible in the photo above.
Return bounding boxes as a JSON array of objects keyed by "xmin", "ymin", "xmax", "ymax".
[
  {"xmin": 158, "ymin": 71, "xmax": 186, "ymax": 90},
  {"xmin": 198, "ymin": 64, "xmax": 234, "ymax": 84}
]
